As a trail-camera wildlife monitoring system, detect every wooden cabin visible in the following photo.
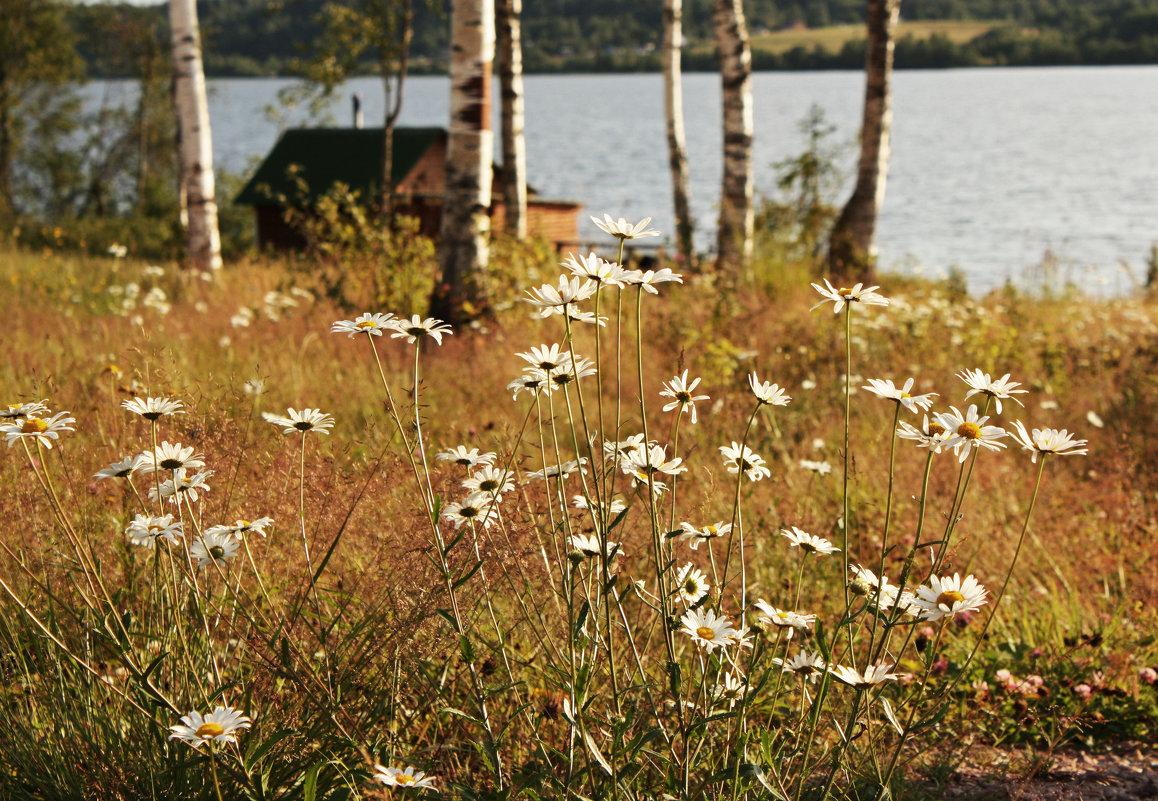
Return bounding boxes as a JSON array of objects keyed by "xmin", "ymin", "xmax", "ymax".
[{"xmin": 234, "ymin": 127, "xmax": 582, "ymax": 250}]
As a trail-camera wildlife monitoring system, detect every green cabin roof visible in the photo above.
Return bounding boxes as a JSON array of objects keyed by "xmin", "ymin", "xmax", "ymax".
[{"xmin": 234, "ymin": 127, "xmax": 444, "ymax": 206}]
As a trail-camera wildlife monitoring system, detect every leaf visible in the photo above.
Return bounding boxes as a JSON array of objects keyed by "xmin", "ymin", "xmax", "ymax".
[
  {"xmin": 582, "ymin": 729, "xmax": 613, "ymax": 776},
  {"xmin": 434, "ymin": 609, "xmax": 461, "ymax": 633},
  {"xmin": 573, "ymin": 601, "xmax": 590, "ymax": 639},
  {"xmin": 303, "ymin": 762, "xmax": 320, "ymax": 801},
  {"xmin": 881, "ymin": 696, "xmax": 904, "ymax": 736},
  {"xmin": 452, "ymin": 559, "xmax": 484, "ymax": 590}
]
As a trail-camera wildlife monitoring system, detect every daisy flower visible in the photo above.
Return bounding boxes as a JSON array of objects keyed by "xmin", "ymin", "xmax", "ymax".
[
  {"xmin": 2, "ymin": 410, "xmax": 75, "ymax": 450},
  {"xmin": 674, "ymin": 563, "xmax": 710, "ymax": 605},
  {"xmin": 437, "ymin": 446, "xmax": 497, "ymax": 468},
  {"xmin": 680, "ymin": 608, "xmax": 738, "ymax": 652},
  {"xmin": 675, "ymin": 521, "xmax": 731, "ymax": 550},
  {"xmin": 516, "ymin": 343, "xmax": 567, "ymax": 371},
  {"xmin": 1009, "ymin": 421, "xmax": 1088, "ymax": 463},
  {"xmin": 957, "ymin": 369, "xmax": 1028, "ymax": 414},
  {"xmin": 773, "ymin": 650, "xmax": 828, "ymax": 682},
  {"xmin": 524, "ymin": 275, "xmax": 597, "ymax": 316},
  {"xmin": 94, "ymin": 455, "xmax": 142, "ymax": 480},
  {"xmin": 136, "ymin": 441, "xmax": 205, "ymax": 474},
  {"xmin": 896, "ymin": 415, "xmax": 953, "ymax": 453},
  {"xmin": 830, "ymin": 663, "xmax": 902, "ymax": 687},
  {"xmin": 603, "ymin": 433, "xmax": 649, "ymax": 461},
  {"xmin": 934, "ymin": 405, "xmax": 1008, "ymax": 462},
  {"xmin": 330, "ymin": 312, "xmax": 394, "ymax": 338},
  {"xmin": 563, "ymin": 252, "xmax": 631, "ymax": 287},
  {"xmin": 387, "ymin": 315, "xmax": 453, "ymax": 345},
  {"xmin": 572, "ymin": 494, "xmax": 627, "ymax": 517},
  {"xmin": 633, "ymin": 268, "xmax": 683, "ymax": 294},
  {"xmin": 125, "ymin": 514, "xmax": 183, "ymax": 548},
  {"xmin": 660, "ymin": 370, "xmax": 709, "ymax": 424},
  {"xmin": 753, "ymin": 600, "xmax": 816, "ymax": 634},
  {"xmin": 569, "ymin": 533, "xmax": 622, "ymax": 561},
  {"xmin": 719, "ymin": 442, "xmax": 771, "ymax": 482},
  {"xmin": 441, "ymin": 493, "xmax": 499, "ymax": 529},
  {"xmin": 122, "ymin": 397, "xmax": 185, "ymax": 420},
  {"xmin": 526, "ymin": 458, "xmax": 587, "ymax": 481},
  {"xmin": 373, "ymin": 765, "xmax": 437, "ymax": 790},
  {"xmin": 207, "ymin": 517, "xmax": 275, "ymax": 539},
  {"xmin": 1, "ymin": 400, "xmax": 49, "ymax": 420},
  {"xmin": 749, "ymin": 373, "xmax": 792, "ymax": 407},
  {"xmin": 862, "ymin": 378, "xmax": 937, "ymax": 413},
  {"xmin": 149, "ymin": 469, "xmax": 213, "ymax": 505},
  {"xmin": 716, "ymin": 672, "xmax": 747, "ymax": 708},
  {"xmin": 508, "ymin": 369, "xmax": 552, "ymax": 400},
  {"xmin": 780, "ymin": 526, "xmax": 839, "ymax": 556},
  {"xmin": 190, "ymin": 528, "xmax": 240, "ymax": 569},
  {"xmin": 810, "ymin": 278, "xmax": 890, "ymax": 314},
  {"xmin": 591, "ymin": 213, "xmax": 661, "ymax": 240},
  {"xmin": 262, "ymin": 408, "xmax": 334, "ymax": 435},
  {"xmin": 549, "ymin": 354, "xmax": 597, "ymax": 388},
  {"xmin": 620, "ymin": 443, "xmax": 686, "ymax": 483},
  {"xmin": 462, "ymin": 466, "xmax": 516, "ymax": 496},
  {"xmin": 799, "ymin": 459, "xmax": 833, "ymax": 476},
  {"xmin": 912, "ymin": 573, "xmax": 989, "ymax": 622},
  {"xmin": 848, "ymin": 565, "xmax": 904, "ymax": 610},
  {"xmin": 169, "ymin": 706, "xmax": 251, "ymax": 749}
]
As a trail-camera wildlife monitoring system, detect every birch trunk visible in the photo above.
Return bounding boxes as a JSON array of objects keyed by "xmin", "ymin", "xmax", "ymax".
[
  {"xmin": 497, "ymin": 0, "xmax": 526, "ymax": 238},
  {"xmin": 713, "ymin": 0, "xmax": 753, "ymax": 274},
  {"xmin": 827, "ymin": 0, "xmax": 900, "ymax": 280},
  {"xmin": 380, "ymin": 0, "xmax": 413, "ymax": 224},
  {"xmin": 663, "ymin": 0, "xmax": 694, "ymax": 265},
  {"xmin": 433, "ymin": 0, "xmax": 494, "ymax": 323},
  {"xmin": 169, "ymin": 0, "xmax": 221, "ymax": 272}
]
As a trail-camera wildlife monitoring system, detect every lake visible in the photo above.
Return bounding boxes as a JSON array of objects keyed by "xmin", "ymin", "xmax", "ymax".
[{"xmin": 89, "ymin": 67, "xmax": 1158, "ymax": 295}]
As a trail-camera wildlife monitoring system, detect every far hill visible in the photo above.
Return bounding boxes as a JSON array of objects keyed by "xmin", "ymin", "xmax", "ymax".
[{"xmin": 68, "ymin": 0, "xmax": 1158, "ymax": 77}]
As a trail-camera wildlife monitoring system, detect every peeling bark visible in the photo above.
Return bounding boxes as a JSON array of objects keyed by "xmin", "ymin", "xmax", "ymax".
[
  {"xmin": 664, "ymin": 0, "xmax": 694, "ymax": 265},
  {"xmin": 432, "ymin": 0, "xmax": 494, "ymax": 323},
  {"xmin": 713, "ymin": 0, "xmax": 753, "ymax": 274},
  {"xmin": 497, "ymin": 0, "xmax": 526, "ymax": 238},
  {"xmin": 169, "ymin": 0, "xmax": 221, "ymax": 272},
  {"xmin": 828, "ymin": 0, "xmax": 900, "ymax": 281}
]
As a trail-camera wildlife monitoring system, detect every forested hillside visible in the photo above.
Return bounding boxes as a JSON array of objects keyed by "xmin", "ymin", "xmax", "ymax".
[{"xmin": 69, "ymin": 0, "xmax": 1158, "ymax": 76}]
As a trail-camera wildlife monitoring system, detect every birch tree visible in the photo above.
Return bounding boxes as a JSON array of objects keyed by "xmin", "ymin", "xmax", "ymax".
[
  {"xmin": 169, "ymin": 0, "xmax": 221, "ymax": 271},
  {"xmin": 713, "ymin": 0, "xmax": 753, "ymax": 274},
  {"xmin": 496, "ymin": 0, "xmax": 526, "ymax": 238},
  {"xmin": 432, "ymin": 0, "xmax": 494, "ymax": 323},
  {"xmin": 827, "ymin": 0, "xmax": 901, "ymax": 280},
  {"xmin": 663, "ymin": 0, "xmax": 693, "ymax": 265}
]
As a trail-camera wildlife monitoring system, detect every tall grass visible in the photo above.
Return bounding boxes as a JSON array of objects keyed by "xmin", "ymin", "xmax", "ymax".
[{"xmin": 1, "ymin": 233, "xmax": 1156, "ymax": 800}]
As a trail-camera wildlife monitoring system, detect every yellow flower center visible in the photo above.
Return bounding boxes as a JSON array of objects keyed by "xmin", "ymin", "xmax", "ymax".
[
  {"xmin": 705, "ymin": 525, "xmax": 718, "ymax": 535},
  {"xmin": 957, "ymin": 421, "xmax": 981, "ymax": 440},
  {"xmin": 209, "ymin": 546, "xmax": 226, "ymax": 560},
  {"xmin": 928, "ymin": 422, "xmax": 946, "ymax": 436},
  {"xmin": 676, "ymin": 391, "xmax": 691, "ymax": 403},
  {"xmin": 406, "ymin": 326, "xmax": 425, "ymax": 337},
  {"xmin": 196, "ymin": 722, "xmax": 225, "ymax": 738},
  {"xmin": 695, "ymin": 626, "xmax": 716, "ymax": 640},
  {"xmin": 395, "ymin": 774, "xmax": 416, "ymax": 786},
  {"xmin": 936, "ymin": 590, "xmax": 966, "ymax": 608},
  {"xmin": 684, "ymin": 579, "xmax": 698, "ymax": 594},
  {"xmin": 837, "ymin": 287, "xmax": 852, "ymax": 295},
  {"xmin": 355, "ymin": 320, "xmax": 376, "ymax": 329},
  {"xmin": 22, "ymin": 417, "xmax": 48, "ymax": 434},
  {"xmin": 901, "ymin": 392, "xmax": 912, "ymax": 399}
]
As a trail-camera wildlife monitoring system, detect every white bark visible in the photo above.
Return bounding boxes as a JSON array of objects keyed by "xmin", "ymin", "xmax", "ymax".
[
  {"xmin": 828, "ymin": 0, "xmax": 900, "ymax": 278},
  {"xmin": 497, "ymin": 0, "xmax": 526, "ymax": 238},
  {"xmin": 713, "ymin": 0, "xmax": 753, "ymax": 273},
  {"xmin": 435, "ymin": 0, "xmax": 494, "ymax": 321},
  {"xmin": 169, "ymin": 0, "xmax": 221, "ymax": 272},
  {"xmin": 663, "ymin": 0, "xmax": 693, "ymax": 264}
]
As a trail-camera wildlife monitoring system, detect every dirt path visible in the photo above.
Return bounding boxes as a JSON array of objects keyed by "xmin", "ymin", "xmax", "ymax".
[{"xmin": 930, "ymin": 744, "xmax": 1158, "ymax": 800}]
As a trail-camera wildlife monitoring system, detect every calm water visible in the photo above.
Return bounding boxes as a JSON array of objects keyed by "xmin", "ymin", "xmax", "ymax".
[{"xmin": 89, "ymin": 67, "xmax": 1158, "ymax": 294}]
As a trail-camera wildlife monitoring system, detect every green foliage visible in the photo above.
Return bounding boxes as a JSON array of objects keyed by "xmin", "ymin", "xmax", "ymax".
[{"xmin": 283, "ymin": 179, "xmax": 437, "ymax": 313}]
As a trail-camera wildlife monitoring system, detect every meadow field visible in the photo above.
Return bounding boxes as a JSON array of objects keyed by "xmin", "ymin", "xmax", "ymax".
[{"xmin": 1, "ymin": 233, "xmax": 1156, "ymax": 800}]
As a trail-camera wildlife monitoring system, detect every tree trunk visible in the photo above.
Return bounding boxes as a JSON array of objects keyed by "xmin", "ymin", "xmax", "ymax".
[
  {"xmin": 380, "ymin": 0, "xmax": 413, "ymax": 225},
  {"xmin": 169, "ymin": 0, "xmax": 221, "ymax": 272},
  {"xmin": 713, "ymin": 0, "xmax": 754, "ymax": 274},
  {"xmin": 432, "ymin": 0, "xmax": 494, "ymax": 323},
  {"xmin": 663, "ymin": 0, "xmax": 693, "ymax": 265},
  {"xmin": 496, "ymin": 0, "xmax": 526, "ymax": 239},
  {"xmin": 827, "ymin": 0, "xmax": 900, "ymax": 281}
]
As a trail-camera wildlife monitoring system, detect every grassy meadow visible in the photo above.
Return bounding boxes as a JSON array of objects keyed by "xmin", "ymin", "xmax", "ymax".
[{"xmin": 1, "ymin": 233, "xmax": 1157, "ymax": 800}]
